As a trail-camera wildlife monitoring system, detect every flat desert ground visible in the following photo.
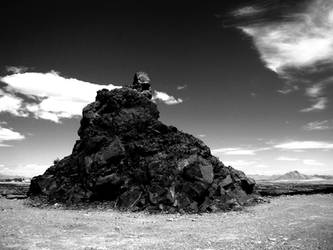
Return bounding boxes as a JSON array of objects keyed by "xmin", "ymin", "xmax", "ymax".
[{"xmin": 0, "ymin": 194, "xmax": 332, "ymax": 250}]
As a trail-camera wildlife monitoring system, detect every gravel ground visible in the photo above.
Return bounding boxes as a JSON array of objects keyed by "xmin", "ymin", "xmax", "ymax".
[{"xmin": 0, "ymin": 194, "xmax": 332, "ymax": 250}]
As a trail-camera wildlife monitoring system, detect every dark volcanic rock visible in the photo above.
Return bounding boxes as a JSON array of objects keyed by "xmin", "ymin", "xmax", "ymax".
[{"xmin": 29, "ymin": 72, "xmax": 257, "ymax": 212}]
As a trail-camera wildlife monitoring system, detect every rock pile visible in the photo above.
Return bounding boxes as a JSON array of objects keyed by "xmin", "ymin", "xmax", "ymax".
[{"xmin": 29, "ymin": 72, "xmax": 257, "ymax": 213}]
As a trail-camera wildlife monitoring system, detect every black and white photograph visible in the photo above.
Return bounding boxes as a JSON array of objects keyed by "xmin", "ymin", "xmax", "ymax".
[{"xmin": 0, "ymin": 1, "xmax": 333, "ymax": 249}]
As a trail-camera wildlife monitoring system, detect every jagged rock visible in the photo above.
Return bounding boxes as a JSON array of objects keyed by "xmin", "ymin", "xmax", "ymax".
[
  {"xmin": 118, "ymin": 187, "xmax": 142, "ymax": 209},
  {"xmin": 28, "ymin": 72, "xmax": 257, "ymax": 213},
  {"xmin": 130, "ymin": 71, "xmax": 152, "ymax": 99},
  {"xmin": 220, "ymin": 175, "xmax": 233, "ymax": 188}
]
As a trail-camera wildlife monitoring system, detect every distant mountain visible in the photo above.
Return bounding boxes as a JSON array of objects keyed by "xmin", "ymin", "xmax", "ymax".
[
  {"xmin": 249, "ymin": 171, "xmax": 333, "ymax": 182},
  {"xmin": 312, "ymin": 175, "xmax": 333, "ymax": 180},
  {"xmin": 0, "ymin": 173, "xmax": 13, "ymax": 179},
  {"xmin": 0, "ymin": 173, "xmax": 28, "ymax": 181},
  {"xmin": 275, "ymin": 171, "xmax": 310, "ymax": 181}
]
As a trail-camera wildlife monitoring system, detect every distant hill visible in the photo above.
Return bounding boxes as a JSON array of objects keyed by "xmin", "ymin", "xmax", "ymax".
[
  {"xmin": 0, "ymin": 173, "xmax": 28, "ymax": 182},
  {"xmin": 0, "ymin": 173, "xmax": 14, "ymax": 179},
  {"xmin": 249, "ymin": 171, "xmax": 333, "ymax": 182},
  {"xmin": 312, "ymin": 175, "xmax": 333, "ymax": 180},
  {"xmin": 275, "ymin": 171, "xmax": 310, "ymax": 181}
]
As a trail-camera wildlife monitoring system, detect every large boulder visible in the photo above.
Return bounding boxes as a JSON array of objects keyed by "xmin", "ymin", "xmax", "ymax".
[{"xmin": 29, "ymin": 72, "xmax": 257, "ymax": 212}]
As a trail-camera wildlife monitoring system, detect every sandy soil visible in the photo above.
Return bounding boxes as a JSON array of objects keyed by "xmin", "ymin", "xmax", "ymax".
[{"xmin": 0, "ymin": 194, "xmax": 332, "ymax": 250}]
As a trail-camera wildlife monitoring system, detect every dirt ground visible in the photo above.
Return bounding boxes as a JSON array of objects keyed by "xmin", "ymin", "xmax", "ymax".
[{"xmin": 0, "ymin": 194, "xmax": 332, "ymax": 250}]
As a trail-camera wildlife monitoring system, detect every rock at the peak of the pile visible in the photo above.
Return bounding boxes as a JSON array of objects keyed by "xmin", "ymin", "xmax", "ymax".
[
  {"xmin": 130, "ymin": 71, "xmax": 152, "ymax": 99},
  {"xmin": 29, "ymin": 72, "xmax": 257, "ymax": 213}
]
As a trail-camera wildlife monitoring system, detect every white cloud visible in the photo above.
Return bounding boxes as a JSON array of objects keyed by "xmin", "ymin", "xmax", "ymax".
[
  {"xmin": 276, "ymin": 156, "xmax": 299, "ymax": 161},
  {"xmin": 303, "ymin": 120, "xmax": 333, "ymax": 130},
  {"xmin": 303, "ymin": 159, "xmax": 325, "ymax": 166},
  {"xmin": 232, "ymin": 6, "xmax": 264, "ymax": 17},
  {"xmin": 152, "ymin": 90, "xmax": 183, "ymax": 105},
  {"xmin": 0, "ymin": 70, "xmax": 183, "ymax": 123},
  {"xmin": 176, "ymin": 84, "xmax": 187, "ymax": 90},
  {"xmin": 6, "ymin": 66, "xmax": 28, "ymax": 74},
  {"xmin": 2, "ymin": 71, "xmax": 119, "ymax": 101},
  {"xmin": 212, "ymin": 147, "xmax": 255, "ymax": 155},
  {"xmin": 0, "ymin": 125, "xmax": 25, "ymax": 147},
  {"xmin": 212, "ymin": 147, "xmax": 270, "ymax": 155},
  {"xmin": 301, "ymin": 97, "xmax": 328, "ymax": 112},
  {"xmin": 0, "ymin": 94, "xmax": 28, "ymax": 117},
  {"xmin": 0, "ymin": 164, "xmax": 49, "ymax": 177},
  {"xmin": 0, "ymin": 71, "xmax": 120, "ymax": 123},
  {"xmin": 238, "ymin": 0, "xmax": 333, "ymax": 111},
  {"xmin": 240, "ymin": 0, "xmax": 333, "ymax": 74},
  {"xmin": 305, "ymin": 83, "xmax": 325, "ymax": 98},
  {"xmin": 274, "ymin": 141, "xmax": 333, "ymax": 150},
  {"xmin": 301, "ymin": 79, "xmax": 331, "ymax": 111},
  {"xmin": 225, "ymin": 149, "xmax": 256, "ymax": 155}
]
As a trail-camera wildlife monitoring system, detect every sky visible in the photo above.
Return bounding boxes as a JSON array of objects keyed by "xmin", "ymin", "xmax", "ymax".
[{"xmin": 0, "ymin": 0, "xmax": 333, "ymax": 177}]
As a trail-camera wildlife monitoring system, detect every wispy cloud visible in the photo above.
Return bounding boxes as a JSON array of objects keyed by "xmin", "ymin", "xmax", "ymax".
[
  {"xmin": 6, "ymin": 66, "xmax": 29, "ymax": 74},
  {"xmin": 212, "ymin": 147, "xmax": 255, "ymax": 155},
  {"xmin": 235, "ymin": 0, "xmax": 333, "ymax": 111},
  {"xmin": 300, "ymin": 78, "xmax": 332, "ymax": 111},
  {"xmin": 0, "ymin": 70, "xmax": 182, "ymax": 123},
  {"xmin": 152, "ymin": 90, "xmax": 183, "ymax": 105},
  {"xmin": 232, "ymin": 6, "xmax": 264, "ymax": 17},
  {"xmin": 277, "ymin": 84, "xmax": 299, "ymax": 95},
  {"xmin": 212, "ymin": 147, "xmax": 270, "ymax": 155},
  {"xmin": 274, "ymin": 141, "xmax": 333, "ymax": 150},
  {"xmin": 303, "ymin": 159, "xmax": 325, "ymax": 166},
  {"xmin": 303, "ymin": 119, "xmax": 333, "ymax": 130},
  {"xmin": 301, "ymin": 97, "xmax": 328, "ymax": 112},
  {"xmin": 239, "ymin": 0, "xmax": 333, "ymax": 75},
  {"xmin": 0, "ymin": 125, "xmax": 25, "ymax": 147},
  {"xmin": 176, "ymin": 84, "xmax": 187, "ymax": 90},
  {"xmin": 276, "ymin": 156, "xmax": 299, "ymax": 161}
]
